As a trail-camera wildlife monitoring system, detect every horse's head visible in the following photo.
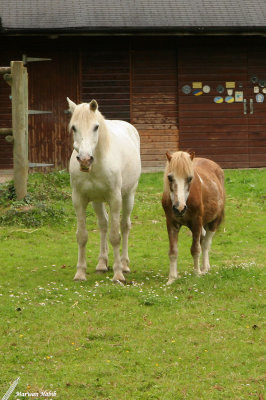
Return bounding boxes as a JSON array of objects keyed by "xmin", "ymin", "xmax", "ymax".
[
  {"xmin": 165, "ymin": 151, "xmax": 195, "ymax": 217},
  {"xmin": 67, "ymin": 98, "xmax": 100, "ymax": 172}
]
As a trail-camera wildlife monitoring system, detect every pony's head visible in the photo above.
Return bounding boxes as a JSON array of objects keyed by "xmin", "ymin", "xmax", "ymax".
[
  {"xmin": 67, "ymin": 98, "xmax": 104, "ymax": 172},
  {"xmin": 164, "ymin": 151, "xmax": 195, "ymax": 217}
]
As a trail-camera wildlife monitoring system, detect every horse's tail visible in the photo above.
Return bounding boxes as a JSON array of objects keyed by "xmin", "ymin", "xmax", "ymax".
[
  {"xmin": 211, "ymin": 164, "xmax": 226, "ymax": 229},
  {"xmin": 131, "ymin": 125, "xmax": 140, "ymax": 152},
  {"xmin": 218, "ymin": 167, "xmax": 226, "ymax": 226}
]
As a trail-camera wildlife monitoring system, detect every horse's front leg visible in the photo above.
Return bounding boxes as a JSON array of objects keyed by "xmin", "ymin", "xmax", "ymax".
[
  {"xmin": 190, "ymin": 221, "xmax": 202, "ymax": 276},
  {"xmin": 120, "ymin": 192, "xmax": 135, "ymax": 273},
  {"xmin": 72, "ymin": 190, "xmax": 89, "ymax": 281},
  {"xmin": 92, "ymin": 202, "xmax": 109, "ymax": 273},
  {"xmin": 109, "ymin": 194, "xmax": 124, "ymax": 282},
  {"xmin": 166, "ymin": 219, "xmax": 180, "ymax": 285}
]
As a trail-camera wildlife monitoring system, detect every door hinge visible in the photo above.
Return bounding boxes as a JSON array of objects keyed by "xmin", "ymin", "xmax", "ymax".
[
  {"xmin": 28, "ymin": 162, "xmax": 54, "ymax": 168},
  {"xmin": 22, "ymin": 54, "xmax": 52, "ymax": 65},
  {"xmin": 28, "ymin": 110, "xmax": 52, "ymax": 115}
]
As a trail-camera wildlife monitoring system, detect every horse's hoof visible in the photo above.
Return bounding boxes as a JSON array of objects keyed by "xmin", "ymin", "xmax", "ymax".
[
  {"xmin": 121, "ymin": 258, "xmax": 130, "ymax": 273},
  {"xmin": 96, "ymin": 259, "xmax": 108, "ymax": 273},
  {"xmin": 166, "ymin": 275, "xmax": 180, "ymax": 285},
  {"xmin": 95, "ymin": 264, "xmax": 109, "ymax": 273},
  {"xmin": 74, "ymin": 271, "xmax": 87, "ymax": 281},
  {"xmin": 112, "ymin": 272, "xmax": 126, "ymax": 283},
  {"xmin": 194, "ymin": 270, "xmax": 203, "ymax": 276},
  {"xmin": 112, "ymin": 278, "xmax": 126, "ymax": 285},
  {"xmin": 166, "ymin": 279, "xmax": 174, "ymax": 285}
]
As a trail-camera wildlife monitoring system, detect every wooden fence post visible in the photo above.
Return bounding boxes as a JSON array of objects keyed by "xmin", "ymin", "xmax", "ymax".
[{"xmin": 11, "ymin": 61, "xmax": 28, "ymax": 200}]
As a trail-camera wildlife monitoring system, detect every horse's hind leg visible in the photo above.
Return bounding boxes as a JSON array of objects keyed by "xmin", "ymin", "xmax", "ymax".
[
  {"xmin": 93, "ymin": 202, "xmax": 109, "ymax": 273},
  {"xmin": 120, "ymin": 192, "xmax": 135, "ymax": 273},
  {"xmin": 109, "ymin": 194, "xmax": 125, "ymax": 282},
  {"xmin": 201, "ymin": 227, "xmax": 215, "ymax": 274},
  {"xmin": 72, "ymin": 191, "xmax": 88, "ymax": 281}
]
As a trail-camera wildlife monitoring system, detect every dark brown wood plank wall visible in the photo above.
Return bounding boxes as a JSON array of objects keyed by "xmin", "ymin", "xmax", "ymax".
[
  {"xmin": 81, "ymin": 39, "xmax": 130, "ymax": 121},
  {"xmin": 1, "ymin": 36, "xmax": 265, "ymax": 172},
  {"xmin": 81, "ymin": 38, "xmax": 179, "ymax": 171},
  {"xmin": 0, "ymin": 53, "xmax": 13, "ymax": 169},
  {"xmin": 131, "ymin": 38, "xmax": 179, "ymax": 170},
  {"xmin": 178, "ymin": 37, "xmax": 250, "ymax": 169}
]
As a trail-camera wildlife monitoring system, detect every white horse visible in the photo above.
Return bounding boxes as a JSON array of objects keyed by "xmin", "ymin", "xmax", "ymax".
[{"xmin": 67, "ymin": 98, "xmax": 141, "ymax": 283}]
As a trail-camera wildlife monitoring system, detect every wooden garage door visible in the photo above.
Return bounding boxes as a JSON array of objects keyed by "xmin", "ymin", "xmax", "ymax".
[
  {"xmin": 27, "ymin": 49, "xmax": 77, "ymax": 169},
  {"xmin": 0, "ymin": 43, "xmax": 77, "ymax": 171},
  {"xmin": 131, "ymin": 43, "xmax": 179, "ymax": 171}
]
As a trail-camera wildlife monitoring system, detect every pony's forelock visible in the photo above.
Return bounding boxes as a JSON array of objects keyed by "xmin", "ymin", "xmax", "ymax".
[
  {"xmin": 163, "ymin": 151, "xmax": 194, "ymax": 191},
  {"xmin": 168, "ymin": 152, "xmax": 194, "ymax": 176}
]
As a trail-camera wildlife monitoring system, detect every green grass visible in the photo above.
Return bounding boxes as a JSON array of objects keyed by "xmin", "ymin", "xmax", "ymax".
[{"xmin": 0, "ymin": 169, "xmax": 265, "ymax": 399}]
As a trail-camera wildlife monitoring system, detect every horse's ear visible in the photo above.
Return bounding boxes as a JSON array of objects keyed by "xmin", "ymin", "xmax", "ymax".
[
  {"xmin": 166, "ymin": 152, "xmax": 172, "ymax": 162},
  {"xmin": 189, "ymin": 151, "xmax": 195, "ymax": 160},
  {"xmin": 67, "ymin": 97, "xmax": 76, "ymax": 114},
  {"xmin": 90, "ymin": 99, "xmax": 98, "ymax": 112}
]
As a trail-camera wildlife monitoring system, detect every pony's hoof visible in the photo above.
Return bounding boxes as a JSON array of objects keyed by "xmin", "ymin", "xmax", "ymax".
[
  {"xmin": 200, "ymin": 269, "xmax": 209, "ymax": 275},
  {"xmin": 122, "ymin": 265, "xmax": 131, "ymax": 273},
  {"xmin": 201, "ymin": 264, "xmax": 210, "ymax": 274},
  {"xmin": 74, "ymin": 271, "xmax": 87, "ymax": 281}
]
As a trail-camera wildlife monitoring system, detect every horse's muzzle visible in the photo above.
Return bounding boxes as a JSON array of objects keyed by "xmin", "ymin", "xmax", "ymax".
[
  {"xmin": 77, "ymin": 155, "xmax": 94, "ymax": 172},
  {"xmin": 173, "ymin": 204, "xmax": 187, "ymax": 217}
]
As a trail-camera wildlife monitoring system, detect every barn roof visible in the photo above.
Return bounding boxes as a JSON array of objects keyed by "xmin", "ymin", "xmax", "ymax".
[{"xmin": 0, "ymin": 0, "xmax": 266, "ymax": 34}]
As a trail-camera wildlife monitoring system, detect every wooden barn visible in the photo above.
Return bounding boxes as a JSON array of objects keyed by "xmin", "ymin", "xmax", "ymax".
[{"xmin": 0, "ymin": 0, "xmax": 266, "ymax": 172}]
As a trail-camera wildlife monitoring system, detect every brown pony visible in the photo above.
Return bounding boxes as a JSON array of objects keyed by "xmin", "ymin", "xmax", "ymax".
[{"xmin": 162, "ymin": 151, "xmax": 225, "ymax": 285}]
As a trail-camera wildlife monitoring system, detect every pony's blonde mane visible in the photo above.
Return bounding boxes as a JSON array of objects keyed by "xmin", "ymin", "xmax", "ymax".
[
  {"xmin": 163, "ymin": 151, "xmax": 194, "ymax": 193},
  {"xmin": 70, "ymin": 103, "xmax": 110, "ymax": 151}
]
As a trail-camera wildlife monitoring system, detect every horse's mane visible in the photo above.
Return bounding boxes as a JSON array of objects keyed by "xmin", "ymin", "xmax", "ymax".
[
  {"xmin": 163, "ymin": 151, "xmax": 194, "ymax": 193},
  {"xmin": 70, "ymin": 103, "xmax": 110, "ymax": 151}
]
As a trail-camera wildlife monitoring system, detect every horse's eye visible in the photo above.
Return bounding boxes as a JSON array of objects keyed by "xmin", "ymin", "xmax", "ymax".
[
  {"xmin": 187, "ymin": 176, "xmax": 193, "ymax": 184},
  {"xmin": 93, "ymin": 124, "xmax": 99, "ymax": 132},
  {"xmin": 168, "ymin": 174, "xmax": 173, "ymax": 183},
  {"xmin": 72, "ymin": 125, "xmax": 77, "ymax": 133}
]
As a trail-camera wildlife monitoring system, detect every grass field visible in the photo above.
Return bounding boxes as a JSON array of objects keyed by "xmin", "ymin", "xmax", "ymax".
[{"xmin": 0, "ymin": 168, "xmax": 265, "ymax": 400}]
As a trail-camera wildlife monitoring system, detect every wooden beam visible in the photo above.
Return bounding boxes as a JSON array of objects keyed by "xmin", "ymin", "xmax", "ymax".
[
  {"xmin": 0, "ymin": 66, "xmax": 11, "ymax": 74},
  {"xmin": 0, "ymin": 128, "xmax": 13, "ymax": 135},
  {"xmin": 11, "ymin": 61, "xmax": 28, "ymax": 200}
]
